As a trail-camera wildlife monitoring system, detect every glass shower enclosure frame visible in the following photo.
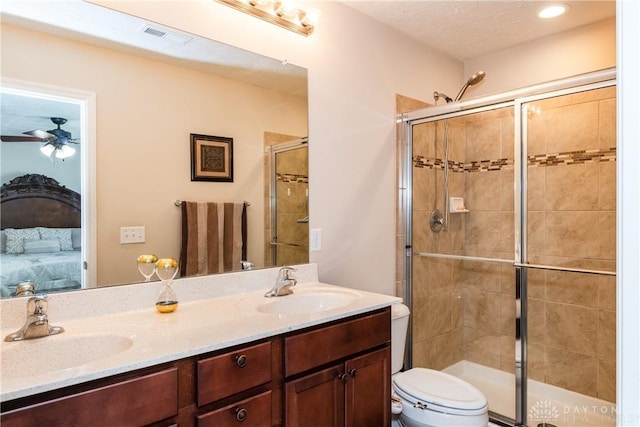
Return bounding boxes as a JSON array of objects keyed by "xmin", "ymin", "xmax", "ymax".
[{"xmin": 400, "ymin": 68, "xmax": 616, "ymax": 426}]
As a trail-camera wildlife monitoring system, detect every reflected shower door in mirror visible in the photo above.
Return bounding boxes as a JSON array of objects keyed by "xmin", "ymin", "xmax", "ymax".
[
  {"xmin": 0, "ymin": 0, "xmax": 308, "ymax": 297},
  {"xmin": 266, "ymin": 137, "xmax": 309, "ymax": 267}
]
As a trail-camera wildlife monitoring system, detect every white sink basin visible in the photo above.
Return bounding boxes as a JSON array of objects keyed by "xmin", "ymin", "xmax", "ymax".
[
  {"xmin": 1, "ymin": 333, "xmax": 133, "ymax": 379},
  {"xmin": 257, "ymin": 286, "xmax": 362, "ymax": 315}
]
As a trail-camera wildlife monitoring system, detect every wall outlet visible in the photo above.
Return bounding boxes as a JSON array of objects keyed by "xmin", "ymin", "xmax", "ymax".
[
  {"xmin": 120, "ymin": 226, "xmax": 145, "ymax": 244},
  {"xmin": 310, "ymin": 228, "xmax": 322, "ymax": 252}
]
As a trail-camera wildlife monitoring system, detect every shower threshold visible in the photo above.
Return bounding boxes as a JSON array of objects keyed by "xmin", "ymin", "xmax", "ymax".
[{"xmin": 443, "ymin": 361, "xmax": 615, "ymax": 427}]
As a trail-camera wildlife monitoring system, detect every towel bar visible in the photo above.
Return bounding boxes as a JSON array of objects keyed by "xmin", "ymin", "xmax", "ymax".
[{"xmin": 175, "ymin": 200, "xmax": 250, "ymax": 207}]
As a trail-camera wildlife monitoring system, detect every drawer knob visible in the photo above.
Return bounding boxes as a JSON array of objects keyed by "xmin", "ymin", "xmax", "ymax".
[
  {"xmin": 235, "ymin": 407, "xmax": 248, "ymax": 422},
  {"xmin": 235, "ymin": 354, "xmax": 248, "ymax": 368},
  {"xmin": 338, "ymin": 373, "xmax": 349, "ymax": 383},
  {"xmin": 349, "ymin": 369, "xmax": 358, "ymax": 378}
]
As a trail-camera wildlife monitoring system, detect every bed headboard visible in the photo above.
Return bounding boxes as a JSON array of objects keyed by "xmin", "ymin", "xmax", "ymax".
[{"xmin": 0, "ymin": 174, "xmax": 81, "ymax": 229}]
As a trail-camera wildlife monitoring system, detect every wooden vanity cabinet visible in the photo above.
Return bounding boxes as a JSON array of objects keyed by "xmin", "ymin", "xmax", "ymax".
[
  {"xmin": 284, "ymin": 308, "xmax": 391, "ymax": 427},
  {"xmin": 0, "ymin": 307, "xmax": 391, "ymax": 427}
]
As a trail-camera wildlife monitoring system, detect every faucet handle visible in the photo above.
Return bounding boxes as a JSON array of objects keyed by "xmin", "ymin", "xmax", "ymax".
[
  {"xmin": 279, "ymin": 266, "xmax": 297, "ymax": 280},
  {"xmin": 27, "ymin": 295, "xmax": 48, "ymax": 315}
]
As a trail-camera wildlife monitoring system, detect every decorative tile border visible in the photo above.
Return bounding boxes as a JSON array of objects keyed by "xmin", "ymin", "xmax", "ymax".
[
  {"xmin": 414, "ymin": 147, "xmax": 616, "ymax": 172},
  {"xmin": 277, "ymin": 173, "xmax": 309, "ymax": 183}
]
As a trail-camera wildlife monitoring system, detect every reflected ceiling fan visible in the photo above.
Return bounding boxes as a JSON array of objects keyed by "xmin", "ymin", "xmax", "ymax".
[{"xmin": 1, "ymin": 117, "xmax": 79, "ymax": 159}]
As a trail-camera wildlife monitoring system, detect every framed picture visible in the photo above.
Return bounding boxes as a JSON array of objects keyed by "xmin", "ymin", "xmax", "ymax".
[{"xmin": 190, "ymin": 134, "xmax": 234, "ymax": 182}]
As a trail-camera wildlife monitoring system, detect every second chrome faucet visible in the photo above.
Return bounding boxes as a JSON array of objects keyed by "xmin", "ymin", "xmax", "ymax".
[{"xmin": 264, "ymin": 267, "xmax": 298, "ymax": 297}]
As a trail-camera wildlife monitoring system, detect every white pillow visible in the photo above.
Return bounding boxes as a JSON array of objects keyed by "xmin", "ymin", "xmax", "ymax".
[
  {"xmin": 38, "ymin": 228, "xmax": 74, "ymax": 251},
  {"xmin": 5, "ymin": 228, "xmax": 41, "ymax": 254},
  {"xmin": 24, "ymin": 239, "xmax": 61, "ymax": 254}
]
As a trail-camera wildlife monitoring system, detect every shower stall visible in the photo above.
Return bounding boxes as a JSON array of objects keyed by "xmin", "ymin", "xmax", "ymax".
[{"xmin": 400, "ymin": 68, "xmax": 616, "ymax": 427}]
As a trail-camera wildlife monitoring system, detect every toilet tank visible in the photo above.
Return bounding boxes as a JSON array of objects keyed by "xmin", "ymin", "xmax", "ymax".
[{"xmin": 391, "ymin": 303, "xmax": 410, "ymax": 374}]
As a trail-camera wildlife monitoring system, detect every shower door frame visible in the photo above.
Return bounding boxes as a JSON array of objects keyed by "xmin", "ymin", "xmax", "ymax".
[{"xmin": 400, "ymin": 68, "xmax": 616, "ymax": 427}]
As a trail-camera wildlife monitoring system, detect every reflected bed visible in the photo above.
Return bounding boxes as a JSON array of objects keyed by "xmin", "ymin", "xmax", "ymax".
[{"xmin": 1, "ymin": 174, "xmax": 82, "ymax": 297}]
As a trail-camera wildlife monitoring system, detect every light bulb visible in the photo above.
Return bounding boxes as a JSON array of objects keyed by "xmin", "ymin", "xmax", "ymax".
[
  {"xmin": 40, "ymin": 144, "xmax": 55, "ymax": 157},
  {"xmin": 55, "ymin": 145, "xmax": 76, "ymax": 159},
  {"xmin": 300, "ymin": 7, "xmax": 319, "ymax": 28},
  {"xmin": 276, "ymin": 0, "xmax": 297, "ymax": 18}
]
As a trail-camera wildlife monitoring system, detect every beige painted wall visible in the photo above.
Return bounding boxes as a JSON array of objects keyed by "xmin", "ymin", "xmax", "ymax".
[
  {"xmin": 1, "ymin": 23, "xmax": 307, "ymax": 285},
  {"xmin": 463, "ymin": 17, "xmax": 616, "ymax": 98}
]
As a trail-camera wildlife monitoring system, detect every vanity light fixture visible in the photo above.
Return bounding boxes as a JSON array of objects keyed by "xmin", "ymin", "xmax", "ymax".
[
  {"xmin": 214, "ymin": 0, "xmax": 317, "ymax": 36},
  {"xmin": 538, "ymin": 4, "xmax": 569, "ymax": 19}
]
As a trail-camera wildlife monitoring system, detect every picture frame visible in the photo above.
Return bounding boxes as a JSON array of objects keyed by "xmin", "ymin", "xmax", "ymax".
[{"xmin": 190, "ymin": 134, "xmax": 234, "ymax": 182}]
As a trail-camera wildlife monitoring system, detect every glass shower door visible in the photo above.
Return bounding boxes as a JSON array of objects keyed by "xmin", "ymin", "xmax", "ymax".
[
  {"xmin": 522, "ymin": 85, "xmax": 616, "ymax": 427},
  {"xmin": 409, "ymin": 104, "xmax": 517, "ymax": 421}
]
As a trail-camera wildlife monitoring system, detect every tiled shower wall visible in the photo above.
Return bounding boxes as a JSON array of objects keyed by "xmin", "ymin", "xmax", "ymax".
[
  {"xmin": 407, "ymin": 86, "xmax": 616, "ymax": 402},
  {"xmin": 263, "ymin": 132, "xmax": 309, "ymax": 267}
]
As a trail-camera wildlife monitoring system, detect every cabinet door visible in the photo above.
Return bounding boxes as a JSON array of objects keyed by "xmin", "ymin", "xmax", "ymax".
[
  {"xmin": 285, "ymin": 365, "xmax": 345, "ymax": 427},
  {"xmin": 345, "ymin": 347, "xmax": 391, "ymax": 427}
]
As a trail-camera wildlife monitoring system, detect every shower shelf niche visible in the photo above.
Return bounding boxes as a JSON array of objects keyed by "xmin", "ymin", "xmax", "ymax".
[{"xmin": 449, "ymin": 197, "xmax": 469, "ymax": 213}]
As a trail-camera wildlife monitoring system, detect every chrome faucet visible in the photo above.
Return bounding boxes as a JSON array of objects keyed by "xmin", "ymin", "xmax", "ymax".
[
  {"xmin": 264, "ymin": 266, "xmax": 297, "ymax": 297},
  {"xmin": 4, "ymin": 295, "xmax": 65, "ymax": 342}
]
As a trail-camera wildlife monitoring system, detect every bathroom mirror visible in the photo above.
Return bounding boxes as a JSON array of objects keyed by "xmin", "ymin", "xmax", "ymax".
[{"xmin": 0, "ymin": 0, "xmax": 308, "ymax": 296}]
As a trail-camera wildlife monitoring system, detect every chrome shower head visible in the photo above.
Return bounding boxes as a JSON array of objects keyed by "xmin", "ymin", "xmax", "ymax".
[
  {"xmin": 454, "ymin": 70, "xmax": 486, "ymax": 101},
  {"xmin": 433, "ymin": 91, "xmax": 452, "ymax": 104}
]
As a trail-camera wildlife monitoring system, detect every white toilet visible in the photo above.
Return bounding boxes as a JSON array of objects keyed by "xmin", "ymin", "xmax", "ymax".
[{"xmin": 391, "ymin": 303, "xmax": 489, "ymax": 427}]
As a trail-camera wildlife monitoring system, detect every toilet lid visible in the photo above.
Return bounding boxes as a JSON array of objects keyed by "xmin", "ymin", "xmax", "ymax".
[{"xmin": 393, "ymin": 368, "xmax": 487, "ymax": 413}]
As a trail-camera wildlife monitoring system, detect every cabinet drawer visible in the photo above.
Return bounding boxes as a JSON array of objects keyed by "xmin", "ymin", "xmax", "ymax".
[
  {"xmin": 284, "ymin": 308, "xmax": 390, "ymax": 377},
  {"xmin": 198, "ymin": 341, "xmax": 272, "ymax": 406},
  {"xmin": 1, "ymin": 367, "xmax": 178, "ymax": 427},
  {"xmin": 197, "ymin": 390, "xmax": 272, "ymax": 427}
]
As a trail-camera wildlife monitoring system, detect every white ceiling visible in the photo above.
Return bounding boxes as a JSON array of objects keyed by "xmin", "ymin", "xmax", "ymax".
[{"xmin": 344, "ymin": 0, "xmax": 616, "ymax": 61}]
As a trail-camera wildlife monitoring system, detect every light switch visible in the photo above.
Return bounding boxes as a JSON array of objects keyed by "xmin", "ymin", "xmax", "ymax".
[
  {"xmin": 310, "ymin": 228, "xmax": 322, "ymax": 252},
  {"xmin": 120, "ymin": 226, "xmax": 145, "ymax": 244}
]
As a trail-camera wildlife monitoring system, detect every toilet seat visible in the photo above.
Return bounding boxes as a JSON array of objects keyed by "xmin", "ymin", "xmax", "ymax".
[{"xmin": 393, "ymin": 368, "xmax": 488, "ymax": 416}]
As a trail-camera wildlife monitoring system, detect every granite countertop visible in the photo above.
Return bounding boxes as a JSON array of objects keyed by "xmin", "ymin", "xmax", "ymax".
[{"xmin": 1, "ymin": 278, "xmax": 400, "ymax": 402}]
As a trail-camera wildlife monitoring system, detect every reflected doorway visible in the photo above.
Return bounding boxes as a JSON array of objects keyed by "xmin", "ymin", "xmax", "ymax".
[{"xmin": 0, "ymin": 78, "xmax": 96, "ymax": 292}]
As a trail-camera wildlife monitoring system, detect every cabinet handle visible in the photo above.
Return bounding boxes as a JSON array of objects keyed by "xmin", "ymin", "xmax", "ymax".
[
  {"xmin": 235, "ymin": 354, "xmax": 248, "ymax": 368},
  {"xmin": 235, "ymin": 407, "xmax": 248, "ymax": 422},
  {"xmin": 349, "ymin": 368, "xmax": 358, "ymax": 378},
  {"xmin": 338, "ymin": 373, "xmax": 349, "ymax": 383}
]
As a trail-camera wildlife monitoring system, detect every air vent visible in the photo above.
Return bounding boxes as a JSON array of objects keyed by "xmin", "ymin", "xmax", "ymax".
[
  {"xmin": 139, "ymin": 24, "xmax": 193, "ymax": 45},
  {"xmin": 143, "ymin": 26, "xmax": 167, "ymax": 38}
]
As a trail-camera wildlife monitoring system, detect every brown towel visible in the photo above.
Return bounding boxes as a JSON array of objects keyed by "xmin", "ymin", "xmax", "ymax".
[{"xmin": 180, "ymin": 202, "xmax": 247, "ymax": 276}]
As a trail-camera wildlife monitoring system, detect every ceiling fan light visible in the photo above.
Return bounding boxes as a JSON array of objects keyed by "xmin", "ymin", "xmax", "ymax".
[
  {"xmin": 56, "ymin": 144, "xmax": 76, "ymax": 159},
  {"xmin": 40, "ymin": 144, "xmax": 55, "ymax": 157}
]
